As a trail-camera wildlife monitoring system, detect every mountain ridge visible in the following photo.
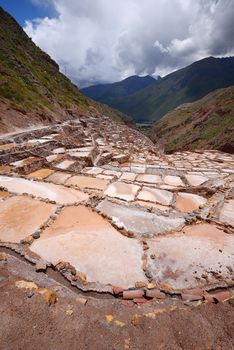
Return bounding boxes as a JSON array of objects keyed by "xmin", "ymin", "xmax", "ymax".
[
  {"xmin": 82, "ymin": 56, "xmax": 234, "ymax": 123},
  {"xmin": 81, "ymin": 75, "xmax": 156, "ymax": 103}
]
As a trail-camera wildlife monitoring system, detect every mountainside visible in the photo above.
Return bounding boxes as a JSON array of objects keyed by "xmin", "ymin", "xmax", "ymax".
[
  {"xmin": 81, "ymin": 75, "xmax": 155, "ymax": 105},
  {"xmin": 82, "ymin": 57, "xmax": 234, "ymax": 123},
  {"xmin": 0, "ymin": 7, "xmax": 131, "ymax": 134},
  {"xmin": 149, "ymin": 86, "xmax": 234, "ymax": 153}
]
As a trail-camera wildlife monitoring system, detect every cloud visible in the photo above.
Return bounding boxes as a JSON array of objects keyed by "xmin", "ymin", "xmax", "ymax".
[{"xmin": 24, "ymin": 0, "xmax": 234, "ymax": 87}]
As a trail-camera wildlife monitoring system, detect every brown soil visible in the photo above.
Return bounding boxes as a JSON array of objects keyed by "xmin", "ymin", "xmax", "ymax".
[{"xmin": 0, "ymin": 254, "xmax": 234, "ymax": 350}]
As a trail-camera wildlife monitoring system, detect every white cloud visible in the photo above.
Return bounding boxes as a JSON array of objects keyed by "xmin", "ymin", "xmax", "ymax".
[{"xmin": 24, "ymin": 0, "xmax": 234, "ymax": 87}]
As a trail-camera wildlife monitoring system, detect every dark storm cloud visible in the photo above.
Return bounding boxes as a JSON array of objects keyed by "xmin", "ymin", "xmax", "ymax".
[{"xmin": 25, "ymin": 0, "xmax": 234, "ymax": 87}]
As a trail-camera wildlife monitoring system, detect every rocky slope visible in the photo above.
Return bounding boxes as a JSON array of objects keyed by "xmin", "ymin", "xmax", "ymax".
[
  {"xmin": 149, "ymin": 86, "xmax": 234, "ymax": 153},
  {"xmin": 83, "ymin": 56, "xmax": 234, "ymax": 123},
  {"xmin": 0, "ymin": 7, "xmax": 131, "ymax": 135}
]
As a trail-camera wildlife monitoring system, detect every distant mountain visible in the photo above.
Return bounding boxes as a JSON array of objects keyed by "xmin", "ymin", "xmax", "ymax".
[
  {"xmin": 81, "ymin": 75, "xmax": 156, "ymax": 104},
  {"xmin": 82, "ymin": 57, "xmax": 234, "ymax": 123},
  {"xmin": 149, "ymin": 86, "xmax": 234, "ymax": 153},
  {"xmin": 0, "ymin": 7, "xmax": 131, "ymax": 134}
]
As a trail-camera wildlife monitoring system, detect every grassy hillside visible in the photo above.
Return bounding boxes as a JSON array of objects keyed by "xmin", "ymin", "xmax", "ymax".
[
  {"xmin": 83, "ymin": 56, "xmax": 234, "ymax": 123},
  {"xmin": 0, "ymin": 7, "xmax": 131, "ymax": 134},
  {"xmin": 149, "ymin": 86, "xmax": 234, "ymax": 153}
]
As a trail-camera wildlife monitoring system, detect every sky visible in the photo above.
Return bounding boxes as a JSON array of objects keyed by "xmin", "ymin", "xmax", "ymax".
[{"xmin": 1, "ymin": 0, "xmax": 234, "ymax": 87}]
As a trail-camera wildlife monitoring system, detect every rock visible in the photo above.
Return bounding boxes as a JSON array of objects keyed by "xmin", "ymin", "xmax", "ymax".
[
  {"xmin": 35, "ymin": 260, "xmax": 47, "ymax": 272},
  {"xmin": 212, "ymin": 291, "xmax": 232, "ymax": 303},
  {"xmin": 0, "ymin": 252, "xmax": 7, "ymax": 261},
  {"xmin": 112, "ymin": 286, "xmax": 124, "ymax": 295},
  {"xmin": 32, "ymin": 230, "xmax": 41, "ymax": 239},
  {"xmin": 66, "ymin": 309, "xmax": 74, "ymax": 316},
  {"xmin": 56, "ymin": 261, "xmax": 76, "ymax": 276},
  {"xmin": 75, "ymin": 271, "xmax": 87, "ymax": 283},
  {"xmin": 159, "ymin": 282, "xmax": 174, "ymax": 293},
  {"xmin": 135, "ymin": 281, "xmax": 147, "ymax": 288},
  {"xmin": 20, "ymin": 235, "xmax": 33, "ymax": 245},
  {"xmin": 114, "ymin": 320, "xmax": 125, "ymax": 327},
  {"xmin": 181, "ymin": 293, "xmax": 203, "ymax": 302},
  {"xmin": 38, "ymin": 288, "xmax": 58, "ymax": 305},
  {"xmin": 15, "ymin": 280, "xmax": 38, "ymax": 290},
  {"xmin": 142, "ymin": 260, "xmax": 148, "ymax": 272},
  {"xmin": 146, "ymin": 290, "xmax": 166, "ymax": 299},
  {"xmin": 147, "ymin": 282, "xmax": 157, "ymax": 290},
  {"xmin": 131, "ymin": 314, "xmax": 141, "ymax": 326},
  {"xmin": 145, "ymin": 270, "xmax": 153, "ymax": 279},
  {"xmin": 150, "ymin": 254, "xmax": 156, "ymax": 260},
  {"xmin": 27, "ymin": 291, "xmax": 35, "ymax": 298},
  {"xmin": 143, "ymin": 242, "xmax": 149, "ymax": 251},
  {"xmin": 105, "ymin": 315, "xmax": 114, "ymax": 323},
  {"xmin": 76, "ymin": 297, "xmax": 88, "ymax": 305},
  {"xmin": 123, "ymin": 290, "xmax": 145, "ymax": 300}
]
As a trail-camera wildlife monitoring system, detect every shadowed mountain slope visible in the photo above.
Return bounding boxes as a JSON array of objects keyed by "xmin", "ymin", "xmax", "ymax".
[
  {"xmin": 82, "ymin": 57, "xmax": 234, "ymax": 123},
  {"xmin": 149, "ymin": 86, "xmax": 234, "ymax": 153}
]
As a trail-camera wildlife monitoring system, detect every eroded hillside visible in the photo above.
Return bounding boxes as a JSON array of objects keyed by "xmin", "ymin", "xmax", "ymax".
[
  {"xmin": 0, "ymin": 7, "xmax": 131, "ymax": 134},
  {"xmin": 150, "ymin": 86, "xmax": 234, "ymax": 153}
]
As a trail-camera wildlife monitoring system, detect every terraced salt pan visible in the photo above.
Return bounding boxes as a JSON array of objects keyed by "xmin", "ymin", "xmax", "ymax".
[
  {"xmin": 66, "ymin": 175, "xmax": 109, "ymax": 191},
  {"xmin": 28, "ymin": 169, "xmax": 55, "ymax": 179},
  {"xmin": 30, "ymin": 206, "xmax": 146, "ymax": 288},
  {"xmin": 105, "ymin": 181, "xmax": 140, "ymax": 201},
  {"xmin": 138, "ymin": 187, "xmax": 173, "ymax": 206},
  {"xmin": 46, "ymin": 155, "xmax": 60, "ymax": 163},
  {"xmin": 0, "ymin": 196, "xmax": 56, "ymax": 243},
  {"xmin": 85, "ymin": 167, "xmax": 103, "ymax": 175},
  {"xmin": 135, "ymin": 200, "xmax": 170, "ymax": 212},
  {"xmin": 147, "ymin": 224, "xmax": 234, "ymax": 290},
  {"xmin": 46, "ymin": 172, "xmax": 72, "ymax": 185},
  {"xmin": 136, "ymin": 174, "xmax": 161, "ymax": 184},
  {"xmin": 175, "ymin": 193, "xmax": 207, "ymax": 213},
  {"xmin": 56, "ymin": 160, "xmax": 76, "ymax": 170},
  {"xmin": 219, "ymin": 200, "xmax": 234, "ymax": 226},
  {"xmin": 97, "ymin": 199, "xmax": 185, "ymax": 237},
  {"xmin": 120, "ymin": 172, "xmax": 137, "ymax": 181},
  {"xmin": 0, "ymin": 176, "xmax": 89, "ymax": 204},
  {"xmin": 164, "ymin": 175, "xmax": 184, "ymax": 187},
  {"xmin": 185, "ymin": 174, "xmax": 209, "ymax": 186}
]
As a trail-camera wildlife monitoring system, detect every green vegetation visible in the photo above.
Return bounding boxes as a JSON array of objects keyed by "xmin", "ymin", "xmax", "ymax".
[
  {"xmin": 149, "ymin": 86, "xmax": 234, "ymax": 153},
  {"xmin": 0, "ymin": 7, "xmax": 131, "ymax": 128}
]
